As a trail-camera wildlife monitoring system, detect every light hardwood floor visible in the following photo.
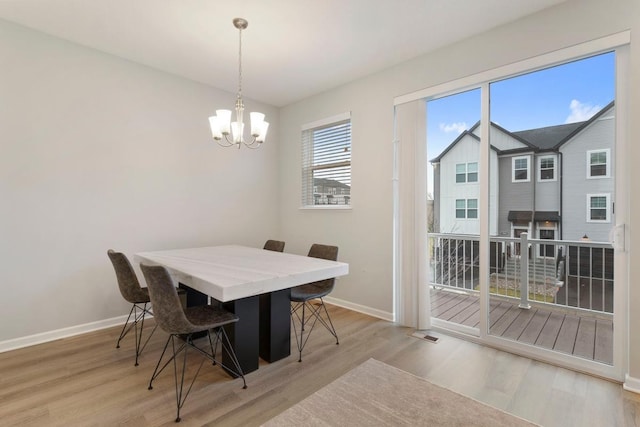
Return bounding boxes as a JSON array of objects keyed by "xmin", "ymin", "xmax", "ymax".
[{"xmin": 1, "ymin": 305, "xmax": 639, "ymax": 426}]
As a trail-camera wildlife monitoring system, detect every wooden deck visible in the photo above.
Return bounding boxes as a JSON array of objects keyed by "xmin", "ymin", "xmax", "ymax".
[{"xmin": 431, "ymin": 287, "xmax": 613, "ymax": 365}]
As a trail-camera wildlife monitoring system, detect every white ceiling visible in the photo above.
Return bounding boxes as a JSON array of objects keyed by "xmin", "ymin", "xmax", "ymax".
[{"xmin": 0, "ymin": 0, "xmax": 567, "ymax": 107}]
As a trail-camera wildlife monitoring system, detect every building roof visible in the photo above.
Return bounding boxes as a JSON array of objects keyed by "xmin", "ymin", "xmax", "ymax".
[
  {"xmin": 313, "ymin": 178, "xmax": 351, "ymax": 189},
  {"xmin": 534, "ymin": 211, "xmax": 561, "ymax": 222},
  {"xmin": 430, "ymin": 101, "xmax": 614, "ymax": 162},
  {"xmin": 512, "ymin": 123, "xmax": 584, "ymax": 150},
  {"xmin": 508, "ymin": 210, "xmax": 533, "ymax": 221}
]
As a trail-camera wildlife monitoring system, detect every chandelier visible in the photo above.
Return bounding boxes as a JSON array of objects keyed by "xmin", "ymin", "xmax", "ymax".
[{"xmin": 209, "ymin": 18, "xmax": 269, "ymax": 149}]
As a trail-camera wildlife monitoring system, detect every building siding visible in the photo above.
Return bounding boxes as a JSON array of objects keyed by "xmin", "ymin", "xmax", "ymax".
[
  {"xmin": 498, "ymin": 153, "xmax": 534, "ymax": 236},
  {"xmin": 561, "ymin": 109, "xmax": 615, "ymax": 241}
]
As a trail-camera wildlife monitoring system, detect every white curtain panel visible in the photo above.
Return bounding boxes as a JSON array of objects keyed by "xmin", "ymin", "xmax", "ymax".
[{"xmin": 393, "ymin": 100, "xmax": 430, "ymax": 329}]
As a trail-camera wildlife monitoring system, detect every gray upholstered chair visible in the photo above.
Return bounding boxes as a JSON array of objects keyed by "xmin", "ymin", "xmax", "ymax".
[
  {"xmin": 107, "ymin": 249, "xmax": 157, "ymax": 366},
  {"xmin": 263, "ymin": 239, "xmax": 285, "ymax": 252},
  {"xmin": 140, "ymin": 264, "xmax": 246, "ymax": 423},
  {"xmin": 290, "ymin": 244, "xmax": 339, "ymax": 362}
]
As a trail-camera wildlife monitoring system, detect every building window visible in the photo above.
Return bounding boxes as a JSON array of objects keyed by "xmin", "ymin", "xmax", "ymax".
[
  {"xmin": 467, "ymin": 162, "xmax": 478, "ymax": 182},
  {"xmin": 302, "ymin": 113, "xmax": 351, "ymax": 207},
  {"xmin": 455, "ymin": 164, "xmax": 466, "ymax": 183},
  {"xmin": 512, "ymin": 156, "xmax": 530, "ymax": 182},
  {"xmin": 538, "ymin": 155, "xmax": 556, "ymax": 181},
  {"xmin": 587, "ymin": 149, "xmax": 610, "ymax": 178},
  {"xmin": 455, "ymin": 198, "xmax": 477, "ymax": 219},
  {"xmin": 455, "ymin": 162, "xmax": 478, "ymax": 183},
  {"xmin": 587, "ymin": 193, "xmax": 610, "ymax": 222},
  {"xmin": 467, "ymin": 199, "xmax": 478, "ymax": 218}
]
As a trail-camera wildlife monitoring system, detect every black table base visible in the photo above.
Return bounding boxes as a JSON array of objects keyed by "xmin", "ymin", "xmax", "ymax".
[
  {"xmin": 179, "ymin": 284, "xmax": 292, "ymax": 376},
  {"xmin": 259, "ymin": 288, "xmax": 291, "ymax": 362}
]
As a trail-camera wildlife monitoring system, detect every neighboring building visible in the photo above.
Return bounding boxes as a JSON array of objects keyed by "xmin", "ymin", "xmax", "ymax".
[
  {"xmin": 313, "ymin": 178, "xmax": 351, "ymax": 205},
  {"xmin": 431, "ymin": 101, "xmax": 615, "ymax": 245}
]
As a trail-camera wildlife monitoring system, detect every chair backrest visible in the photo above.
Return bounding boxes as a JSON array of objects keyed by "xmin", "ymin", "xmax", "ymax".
[
  {"xmin": 307, "ymin": 244, "xmax": 339, "ymax": 292},
  {"xmin": 107, "ymin": 250, "xmax": 149, "ymax": 304},
  {"xmin": 139, "ymin": 264, "xmax": 197, "ymax": 335},
  {"xmin": 308, "ymin": 244, "xmax": 338, "ymax": 261},
  {"xmin": 264, "ymin": 240, "xmax": 285, "ymax": 252}
]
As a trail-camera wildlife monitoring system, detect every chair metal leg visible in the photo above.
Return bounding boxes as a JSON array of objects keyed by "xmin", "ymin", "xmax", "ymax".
[
  {"xmin": 116, "ymin": 302, "xmax": 157, "ymax": 366},
  {"xmin": 148, "ymin": 331, "xmax": 247, "ymax": 422},
  {"xmin": 317, "ymin": 298, "xmax": 339, "ymax": 344},
  {"xmin": 215, "ymin": 327, "xmax": 247, "ymax": 389},
  {"xmin": 116, "ymin": 304, "xmax": 136, "ymax": 348},
  {"xmin": 291, "ymin": 299, "xmax": 339, "ymax": 362}
]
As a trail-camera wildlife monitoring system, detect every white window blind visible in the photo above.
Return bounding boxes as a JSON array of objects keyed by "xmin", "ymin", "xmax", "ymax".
[{"xmin": 302, "ymin": 113, "xmax": 351, "ymax": 207}]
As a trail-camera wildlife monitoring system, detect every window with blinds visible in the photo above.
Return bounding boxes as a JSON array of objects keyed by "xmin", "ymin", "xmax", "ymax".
[{"xmin": 301, "ymin": 113, "xmax": 352, "ymax": 207}]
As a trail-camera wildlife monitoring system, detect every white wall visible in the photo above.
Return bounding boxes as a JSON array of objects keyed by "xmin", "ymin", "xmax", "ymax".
[
  {"xmin": 278, "ymin": 77, "xmax": 396, "ymax": 318},
  {"xmin": 0, "ymin": 19, "xmax": 280, "ymax": 342},
  {"xmin": 278, "ymin": 0, "xmax": 640, "ymax": 376}
]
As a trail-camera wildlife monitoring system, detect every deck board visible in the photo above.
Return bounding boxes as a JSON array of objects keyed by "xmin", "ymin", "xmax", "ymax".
[
  {"xmin": 448, "ymin": 300, "xmax": 479, "ymax": 325},
  {"xmin": 573, "ymin": 317, "xmax": 596, "ymax": 360},
  {"xmin": 594, "ymin": 319, "xmax": 613, "ymax": 363},
  {"xmin": 431, "ymin": 290, "xmax": 457, "ymax": 308},
  {"xmin": 432, "ymin": 294, "xmax": 473, "ymax": 319},
  {"xmin": 553, "ymin": 315, "xmax": 580, "ymax": 355},
  {"xmin": 502, "ymin": 308, "xmax": 537, "ymax": 340},
  {"xmin": 535, "ymin": 312, "xmax": 564, "ymax": 349},
  {"xmin": 431, "ymin": 292, "xmax": 462, "ymax": 312},
  {"xmin": 488, "ymin": 302, "xmax": 512, "ymax": 329},
  {"xmin": 490, "ymin": 305, "xmax": 520, "ymax": 336},
  {"xmin": 430, "ymin": 288, "xmax": 613, "ymax": 365},
  {"xmin": 518, "ymin": 309, "xmax": 551, "ymax": 345}
]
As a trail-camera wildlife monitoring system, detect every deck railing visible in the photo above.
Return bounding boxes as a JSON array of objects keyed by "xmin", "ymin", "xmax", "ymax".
[{"xmin": 428, "ymin": 232, "xmax": 613, "ymax": 314}]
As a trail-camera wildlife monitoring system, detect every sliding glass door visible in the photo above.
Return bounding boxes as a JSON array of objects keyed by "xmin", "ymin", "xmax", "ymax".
[
  {"xmin": 412, "ymin": 35, "xmax": 629, "ymax": 380},
  {"xmin": 486, "ymin": 53, "xmax": 617, "ymax": 367}
]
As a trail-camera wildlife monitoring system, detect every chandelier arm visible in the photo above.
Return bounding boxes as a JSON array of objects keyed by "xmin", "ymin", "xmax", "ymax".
[
  {"xmin": 216, "ymin": 134, "xmax": 239, "ymax": 148},
  {"xmin": 242, "ymin": 137, "xmax": 263, "ymax": 149}
]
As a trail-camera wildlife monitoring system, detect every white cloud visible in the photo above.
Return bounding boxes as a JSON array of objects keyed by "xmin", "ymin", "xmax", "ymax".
[
  {"xmin": 565, "ymin": 99, "xmax": 601, "ymax": 123},
  {"xmin": 439, "ymin": 122, "xmax": 467, "ymax": 134}
]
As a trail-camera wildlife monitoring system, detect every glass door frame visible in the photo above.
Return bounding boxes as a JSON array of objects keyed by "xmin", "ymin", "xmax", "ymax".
[{"xmin": 396, "ymin": 31, "xmax": 630, "ymax": 381}]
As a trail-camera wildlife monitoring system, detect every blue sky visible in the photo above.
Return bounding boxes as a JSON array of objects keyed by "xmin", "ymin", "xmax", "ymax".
[{"xmin": 426, "ymin": 51, "xmax": 615, "ymax": 195}]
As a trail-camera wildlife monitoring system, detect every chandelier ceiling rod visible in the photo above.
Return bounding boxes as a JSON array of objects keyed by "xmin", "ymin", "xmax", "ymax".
[{"xmin": 209, "ymin": 18, "xmax": 268, "ymax": 149}]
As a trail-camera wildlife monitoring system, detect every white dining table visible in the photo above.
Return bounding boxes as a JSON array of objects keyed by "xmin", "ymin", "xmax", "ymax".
[{"xmin": 134, "ymin": 245, "xmax": 348, "ymax": 373}]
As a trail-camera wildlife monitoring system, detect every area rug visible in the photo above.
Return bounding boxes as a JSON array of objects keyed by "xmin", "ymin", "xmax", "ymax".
[{"xmin": 263, "ymin": 358, "xmax": 538, "ymax": 426}]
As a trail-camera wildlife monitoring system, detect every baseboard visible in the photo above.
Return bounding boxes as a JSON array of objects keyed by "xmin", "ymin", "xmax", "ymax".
[
  {"xmin": 623, "ymin": 374, "xmax": 640, "ymax": 394},
  {"xmin": 323, "ymin": 296, "xmax": 394, "ymax": 322},
  {"xmin": 0, "ymin": 315, "xmax": 129, "ymax": 354},
  {"xmin": 1, "ymin": 298, "xmax": 392, "ymax": 354}
]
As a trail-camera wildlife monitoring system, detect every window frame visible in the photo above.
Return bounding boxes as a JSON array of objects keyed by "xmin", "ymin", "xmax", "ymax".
[
  {"xmin": 455, "ymin": 198, "xmax": 478, "ymax": 219},
  {"xmin": 467, "ymin": 198, "xmax": 478, "ymax": 218},
  {"xmin": 467, "ymin": 162, "xmax": 478, "ymax": 183},
  {"xmin": 455, "ymin": 162, "xmax": 478, "ymax": 184},
  {"xmin": 455, "ymin": 163, "xmax": 467, "ymax": 183},
  {"xmin": 301, "ymin": 112, "xmax": 352, "ymax": 209},
  {"xmin": 538, "ymin": 155, "xmax": 557, "ymax": 182},
  {"xmin": 587, "ymin": 149, "xmax": 610, "ymax": 179},
  {"xmin": 586, "ymin": 193, "xmax": 611, "ymax": 223},
  {"xmin": 455, "ymin": 199, "xmax": 466, "ymax": 218},
  {"xmin": 512, "ymin": 155, "xmax": 530, "ymax": 182}
]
